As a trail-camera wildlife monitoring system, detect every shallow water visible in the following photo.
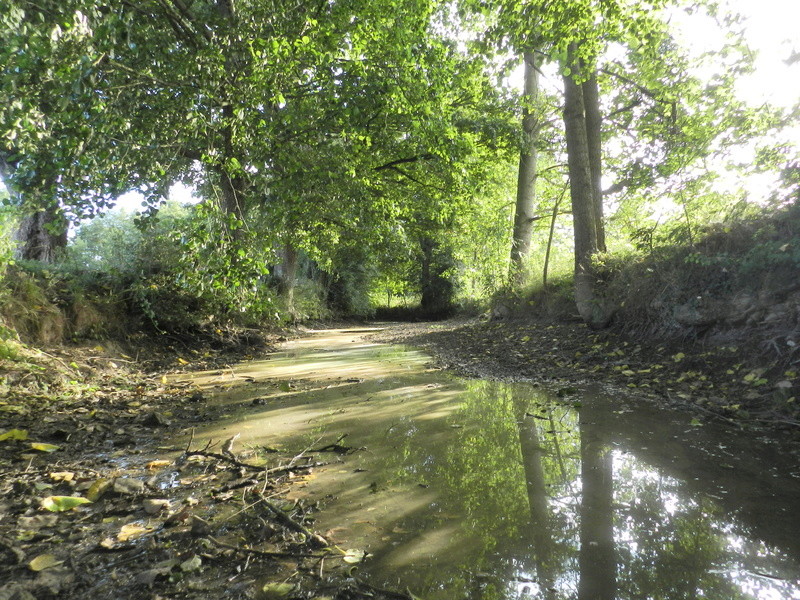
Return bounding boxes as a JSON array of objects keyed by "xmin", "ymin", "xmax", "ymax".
[{"xmin": 177, "ymin": 328, "xmax": 800, "ymax": 599}]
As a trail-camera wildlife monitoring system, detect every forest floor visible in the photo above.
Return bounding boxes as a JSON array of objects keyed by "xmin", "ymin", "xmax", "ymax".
[
  {"xmin": 1, "ymin": 315, "xmax": 798, "ymax": 600},
  {"xmin": 0, "ymin": 334, "xmax": 417, "ymax": 600}
]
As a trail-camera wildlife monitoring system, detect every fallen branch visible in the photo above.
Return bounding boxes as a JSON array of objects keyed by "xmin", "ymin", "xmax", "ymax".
[
  {"xmin": 311, "ymin": 433, "xmax": 357, "ymax": 454},
  {"xmin": 208, "ymin": 536, "xmax": 326, "ymax": 559},
  {"xmin": 212, "ymin": 477, "xmax": 263, "ymax": 494},
  {"xmin": 265, "ymin": 461, "xmax": 326, "ymax": 477},
  {"xmin": 186, "ymin": 449, "xmax": 265, "ymax": 471},
  {"xmin": 258, "ymin": 497, "xmax": 329, "ymax": 548}
]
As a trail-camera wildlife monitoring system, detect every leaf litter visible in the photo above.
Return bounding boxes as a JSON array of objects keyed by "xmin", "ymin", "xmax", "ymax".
[{"xmin": 0, "ymin": 336, "xmax": 419, "ymax": 600}]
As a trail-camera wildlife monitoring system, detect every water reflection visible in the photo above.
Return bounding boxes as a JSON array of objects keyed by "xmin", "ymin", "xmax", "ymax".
[{"xmin": 181, "ymin": 330, "xmax": 800, "ymax": 600}]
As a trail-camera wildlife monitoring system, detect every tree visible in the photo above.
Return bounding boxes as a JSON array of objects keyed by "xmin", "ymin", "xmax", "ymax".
[
  {"xmin": 0, "ymin": 153, "xmax": 67, "ymax": 262},
  {"xmin": 2, "ymin": 0, "xmax": 513, "ymax": 320},
  {"xmin": 509, "ymin": 49, "xmax": 542, "ymax": 286},
  {"xmin": 462, "ymin": 0, "xmax": 667, "ymax": 323},
  {"xmin": 562, "ymin": 43, "xmax": 609, "ymax": 327}
]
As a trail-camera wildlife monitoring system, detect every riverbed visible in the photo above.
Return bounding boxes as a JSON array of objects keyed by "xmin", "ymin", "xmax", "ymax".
[{"xmin": 175, "ymin": 327, "xmax": 800, "ymax": 600}]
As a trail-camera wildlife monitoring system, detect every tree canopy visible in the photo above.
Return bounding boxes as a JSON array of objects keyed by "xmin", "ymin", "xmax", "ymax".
[{"xmin": 1, "ymin": 0, "xmax": 797, "ymax": 324}]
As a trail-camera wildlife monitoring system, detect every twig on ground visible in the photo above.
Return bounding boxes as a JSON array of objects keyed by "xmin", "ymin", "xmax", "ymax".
[
  {"xmin": 208, "ymin": 536, "xmax": 326, "ymax": 559},
  {"xmin": 258, "ymin": 497, "xmax": 329, "ymax": 547}
]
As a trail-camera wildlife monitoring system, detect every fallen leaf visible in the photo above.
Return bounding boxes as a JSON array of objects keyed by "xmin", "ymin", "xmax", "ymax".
[
  {"xmin": 113, "ymin": 477, "xmax": 146, "ymax": 496},
  {"xmin": 41, "ymin": 496, "xmax": 91, "ymax": 512},
  {"xmin": 49, "ymin": 472, "xmax": 75, "ymax": 482},
  {"xmin": 145, "ymin": 459, "xmax": 171, "ymax": 470},
  {"xmin": 31, "ymin": 442, "xmax": 60, "ymax": 452},
  {"xmin": 18, "ymin": 514, "xmax": 58, "ymax": 530},
  {"xmin": 0, "ymin": 428, "xmax": 29, "ymax": 442},
  {"xmin": 86, "ymin": 478, "xmax": 113, "ymax": 502},
  {"xmin": 143, "ymin": 499, "xmax": 170, "ymax": 515},
  {"xmin": 134, "ymin": 559, "xmax": 178, "ymax": 585},
  {"xmin": 29, "ymin": 553, "xmax": 63, "ymax": 571},
  {"xmin": 342, "ymin": 548, "xmax": 366, "ymax": 564},
  {"xmin": 259, "ymin": 582, "xmax": 295, "ymax": 599},
  {"xmin": 117, "ymin": 523, "xmax": 151, "ymax": 542},
  {"xmin": 180, "ymin": 555, "xmax": 202, "ymax": 572}
]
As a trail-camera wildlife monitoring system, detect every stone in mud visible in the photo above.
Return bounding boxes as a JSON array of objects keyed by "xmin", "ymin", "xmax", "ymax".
[
  {"xmin": 113, "ymin": 477, "xmax": 146, "ymax": 496},
  {"xmin": 143, "ymin": 499, "xmax": 170, "ymax": 515}
]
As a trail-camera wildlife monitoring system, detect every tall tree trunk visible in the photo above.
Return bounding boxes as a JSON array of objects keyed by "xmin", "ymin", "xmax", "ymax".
[
  {"xmin": 277, "ymin": 241, "xmax": 298, "ymax": 313},
  {"xmin": 419, "ymin": 235, "xmax": 455, "ymax": 318},
  {"xmin": 562, "ymin": 45, "xmax": 600, "ymax": 325},
  {"xmin": 13, "ymin": 206, "xmax": 68, "ymax": 263},
  {"xmin": 582, "ymin": 70, "xmax": 606, "ymax": 253},
  {"xmin": 219, "ymin": 105, "xmax": 245, "ymax": 225},
  {"xmin": 509, "ymin": 49, "xmax": 541, "ymax": 287},
  {"xmin": 216, "ymin": 1, "xmax": 245, "ymax": 227}
]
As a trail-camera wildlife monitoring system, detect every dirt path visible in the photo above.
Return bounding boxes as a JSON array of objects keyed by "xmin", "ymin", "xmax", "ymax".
[{"xmin": 0, "ymin": 333, "xmax": 417, "ymax": 600}]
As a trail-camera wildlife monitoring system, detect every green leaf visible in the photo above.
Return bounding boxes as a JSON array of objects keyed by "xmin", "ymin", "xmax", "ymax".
[
  {"xmin": 0, "ymin": 429, "xmax": 29, "ymax": 441},
  {"xmin": 41, "ymin": 496, "xmax": 92, "ymax": 512},
  {"xmin": 180, "ymin": 555, "xmax": 202, "ymax": 572},
  {"xmin": 29, "ymin": 553, "xmax": 63, "ymax": 571},
  {"xmin": 30, "ymin": 442, "xmax": 60, "ymax": 452},
  {"xmin": 258, "ymin": 582, "xmax": 295, "ymax": 599}
]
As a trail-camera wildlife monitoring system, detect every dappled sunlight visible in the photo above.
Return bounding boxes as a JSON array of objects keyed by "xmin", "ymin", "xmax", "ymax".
[
  {"xmin": 179, "ymin": 328, "xmax": 800, "ymax": 600},
  {"xmin": 172, "ymin": 331, "xmax": 430, "ymax": 391},
  {"xmin": 379, "ymin": 523, "xmax": 465, "ymax": 568}
]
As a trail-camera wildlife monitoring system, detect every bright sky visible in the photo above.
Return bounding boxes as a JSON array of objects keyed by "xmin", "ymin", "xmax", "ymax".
[{"xmin": 674, "ymin": 0, "xmax": 800, "ymax": 108}]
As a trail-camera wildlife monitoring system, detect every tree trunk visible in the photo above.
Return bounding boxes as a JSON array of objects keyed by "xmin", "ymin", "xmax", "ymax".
[
  {"xmin": 419, "ymin": 235, "xmax": 455, "ymax": 318},
  {"xmin": 277, "ymin": 241, "xmax": 298, "ymax": 313},
  {"xmin": 582, "ymin": 70, "xmax": 606, "ymax": 253},
  {"xmin": 516, "ymin": 399, "xmax": 557, "ymax": 600},
  {"xmin": 219, "ymin": 105, "xmax": 246, "ymax": 225},
  {"xmin": 562, "ymin": 45, "xmax": 600, "ymax": 325},
  {"xmin": 542, "ymin": 185, "xmax": 567, "ymax": 290},
  {"xmin": 13, "ymin": 206, "xmax": 68, "ymax": 263},
  {"xmin": 509, "ymin": 49, "xmax": 541, "ymax": 286},
  {"xmin": 1, "ymin": 154, "xmax": 67, "ymax": 263}
]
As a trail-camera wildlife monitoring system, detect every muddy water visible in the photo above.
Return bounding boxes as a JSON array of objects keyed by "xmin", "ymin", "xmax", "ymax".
[{"xmin": 177, "ymin": 328, "xmax": 800, "ymax": 599}]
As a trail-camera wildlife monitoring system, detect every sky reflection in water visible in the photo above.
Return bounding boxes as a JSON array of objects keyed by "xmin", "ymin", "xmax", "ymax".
[{"xmin": 181, "ymin": 330, "xmax": 800, "ymax": 600}]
